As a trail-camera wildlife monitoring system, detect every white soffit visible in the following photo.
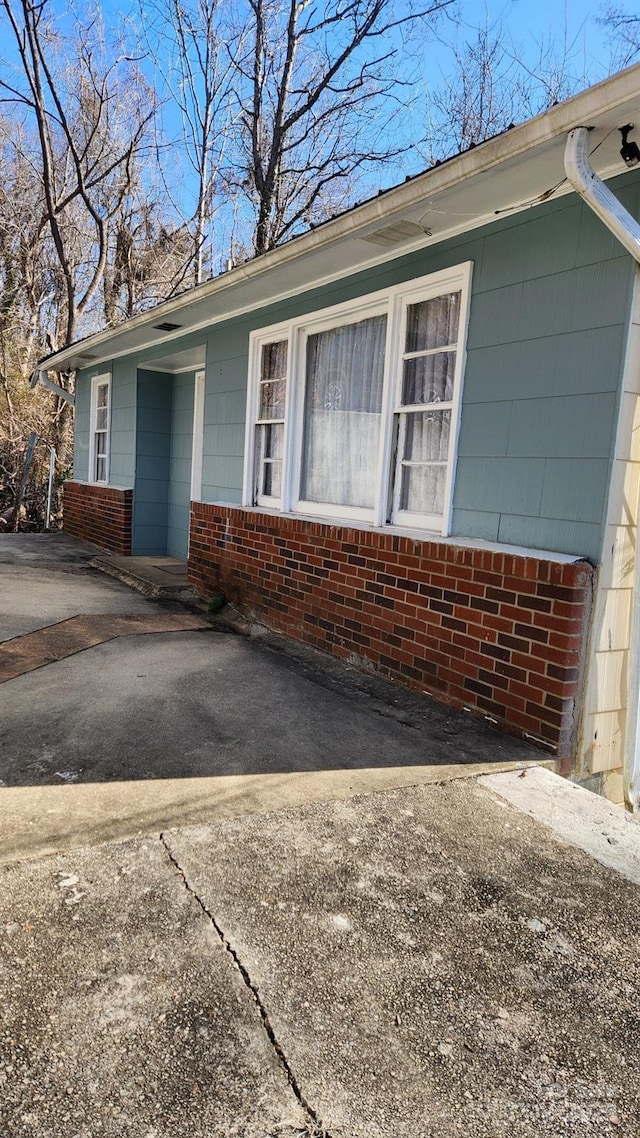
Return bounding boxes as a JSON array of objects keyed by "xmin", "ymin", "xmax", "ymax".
[
  {"xmin": 137, "ymin": 344, "xmax": 206, "ymax": 373},
  {"xmin": 43, "ymin": 65, "xmax": 640, "ymax": 373}
]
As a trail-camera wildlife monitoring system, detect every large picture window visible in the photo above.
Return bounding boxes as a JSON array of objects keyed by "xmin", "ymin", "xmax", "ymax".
[
  {"xmin": 89, "ymin": 373, "xmax": 111, "ymax": 484},
  {"xmin": 244, "ymin": 263, "xmax": 472, "ymax": 534}
]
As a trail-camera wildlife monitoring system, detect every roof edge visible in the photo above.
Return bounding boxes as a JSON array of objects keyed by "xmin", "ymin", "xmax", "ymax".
[{"xmin": 40, "ymin": 63, "xmax": 640, "ymax": 374}]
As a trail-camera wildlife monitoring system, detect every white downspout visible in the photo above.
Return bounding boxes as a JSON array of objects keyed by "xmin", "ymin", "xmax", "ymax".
[
  {"xmin": 564, "ymin": 127, "xmax": 640, "ymax": 261},
  {"xmin": 565, "ymin": 126, "xmax": 640, "ymax": 810},
  {"xmin": 30, "ymin": 368, "xmax": 75, "ymax": 406}
]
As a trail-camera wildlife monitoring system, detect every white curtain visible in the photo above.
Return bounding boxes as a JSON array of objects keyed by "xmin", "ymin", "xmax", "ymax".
[{"xmin": 300, "ymin": 314, "xmax": 387, "ymax": 508}]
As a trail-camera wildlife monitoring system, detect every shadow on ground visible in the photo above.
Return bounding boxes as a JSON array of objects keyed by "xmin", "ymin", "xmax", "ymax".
[{"xmin": 0, "ymin": 626, "xmax": 541, "ymax": 787}]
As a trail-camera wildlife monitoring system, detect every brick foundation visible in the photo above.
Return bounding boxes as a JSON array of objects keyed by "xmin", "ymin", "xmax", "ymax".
[
  {"xmin": 189, "ymin": 504, "xmax": 595, "ymax": 757},
  {"xmin": 63, "ymin": 480, "xmax": 133, "ymax": 555}
]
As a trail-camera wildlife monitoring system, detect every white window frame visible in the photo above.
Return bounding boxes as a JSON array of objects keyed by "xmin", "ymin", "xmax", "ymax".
[
  {"xmin": 247, "ymin": 329, "xmax": 292, "ymax": 509},
  {"xmin": 88, "ymin": 373, "xmax": 112, "ymax": 485},
  {"xmin": 243, "ymin": 262, "xmax": 473, "ymax": 535},
  {"xmin": 190, "ymin": 370, "xmax": 206, "ymax": 501}
]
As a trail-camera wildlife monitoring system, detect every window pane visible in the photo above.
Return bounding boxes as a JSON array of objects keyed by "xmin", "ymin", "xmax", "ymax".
[
  {"xmin": 263, "ymin": 461, "xmax": 282, "ymax": 497},
  {"xmin": 400, "ymin": 464, "xmax": 447, "ymax": 515},
  {"xmin": 97, "ymin": 383, "xmax": 109, "ymax": 409},
  {"xmin": 257, "ymin": 424, "xmax": 283, "ymax": 499},
  {"xmin": 259, "ymin": 379, "xmax": 286, "ymax": 420},
  {"xmin": 404, "ymin": 411, "xmax": 451, "ymax": 462},
  {"xmin": 405, "ymin": 292, "xmax": 460, "ymax": 353},
  {"xmin": 262, "ymin": 341, "xmax": 288, "ymax": 381},
  {"xmin": 264, "ymin": 422, "xmax": 283, "ymax": 460},
  {"xmin": 96, "ymin": 405, "xmax": 108, "ymax": 430},
  {"xmin": 95, "ymin": 455, "xmax": 106, "ymax": 482},
  {"xmin": 300, "ymin": 314, "xmax": 386, "ymax": 507},
  {"xmin": 96, "ymin": 431, "xmax": 107, "ymax": 458},
  {"xmin": 402, "ymin": 352, "xmax": 455, "ymax": 406}
]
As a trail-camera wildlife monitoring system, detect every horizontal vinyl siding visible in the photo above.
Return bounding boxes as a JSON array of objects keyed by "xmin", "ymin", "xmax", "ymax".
[
  {"xmin": 72, "ymin": 171, "xmax": 637, "ymax": 562},
  {"xmin": 73, "ymin": 372, "xmax": 91, "ymax": 482},
  {"xmin": 197, "ymin": 177, "xmax": 638, "ymax": 562},
  {"xmin": 74, "ymin": 359, "xmax": 136, "ymax": 487}
]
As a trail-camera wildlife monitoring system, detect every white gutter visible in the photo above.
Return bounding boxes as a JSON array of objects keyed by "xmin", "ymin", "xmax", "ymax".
[
  {"xmin": 30, "ymin": 369, "xmax": 75, "ymax": 406},
  {"xmin": 564, "ymin": 126, "xmax": 640, "ymax": 811}
]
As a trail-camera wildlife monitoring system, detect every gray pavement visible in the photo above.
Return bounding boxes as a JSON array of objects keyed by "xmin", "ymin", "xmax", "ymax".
[
  {"xmin": 0, "ymin": 532, "xmax": 540, "ymax": 860},
  {"xmin": 2, "ymin": 774, "xmax": 640, "ymax": 1137},
  {"xmin": 2, "ymin": 534, "xmax": 640, "ymax": 1137},
  {"xmin": 0, "ymin": 533, "xmax": 170, "ymax": 642}
]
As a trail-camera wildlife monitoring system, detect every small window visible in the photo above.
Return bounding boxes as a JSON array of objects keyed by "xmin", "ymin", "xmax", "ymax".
[
  {"xmin": 255, "ymin": 340, "xmax": 288, "ymax": 505},
  {"xmin": 245, "ymin": 263, "xmax": 472, "ymax": 534},
  {"xmin": 89, "ymin": 374, "xmax": 111, "ymax": 483},
  {"xmin": 392, "ymin": 291, "xmax": 461, "ymax": 528}
]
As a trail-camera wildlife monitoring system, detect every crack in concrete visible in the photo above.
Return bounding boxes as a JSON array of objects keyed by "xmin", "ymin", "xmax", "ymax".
[{"xmin": 160, "ymin": 833, "xmax": 333, "ymax": 1138}]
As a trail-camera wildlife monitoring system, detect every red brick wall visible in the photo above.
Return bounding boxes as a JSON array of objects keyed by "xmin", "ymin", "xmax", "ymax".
[
  {"xmin": 189, "ymin": 504, "xmax": 594, "ymax": 757},
  {"xmin": 63, "ymin": 480, "xmax": 133, "ymax": 555}
]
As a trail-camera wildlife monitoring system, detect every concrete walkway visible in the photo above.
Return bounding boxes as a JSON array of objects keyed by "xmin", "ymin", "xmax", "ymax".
[
  {"xmin": 2, "ymin": 534, "xmax": 640, "ymax": 1136},
  {"xmin": 2, "ymin": 770, "xmax": 640, "ymax": 1138}
]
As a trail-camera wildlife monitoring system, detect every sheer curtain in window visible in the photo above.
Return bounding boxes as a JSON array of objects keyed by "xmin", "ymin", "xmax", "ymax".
[{"xmin": 300, "ymin": 314, "xmax": 387, "ymax": 508}]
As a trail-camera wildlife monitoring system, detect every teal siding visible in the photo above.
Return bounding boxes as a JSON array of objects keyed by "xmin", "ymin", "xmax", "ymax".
[
  {"xmin": 133, "ymin": 370, "xmax": 171, "ymax": 554},
  {"xmin": 73, "ymin": 371, "xmax": 91, "ymax": 481},
  {"xmin": 197, "ymin": 181, "xmax": 637, "ymax": 561},
  {"xmin": 72, "ymin": 170, "xmax": 640, "ymax": 563},
  {"xmin": 73, "ymin": 359, "xmax": 136, "ymax": 486},
  {"xmin": 167, "ymin": 373, "xmax": 196, "ymax": 559}
]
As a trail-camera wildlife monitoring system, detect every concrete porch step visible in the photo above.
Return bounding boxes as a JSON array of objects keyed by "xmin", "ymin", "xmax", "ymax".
[{"xmin": 90, "ymin": 554, "xmax": 199, "ymax": 601}]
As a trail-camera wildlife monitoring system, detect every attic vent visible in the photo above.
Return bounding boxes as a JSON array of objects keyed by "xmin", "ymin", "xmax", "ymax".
[
  {"xmin": 154, "ymin": 321, "xmax": 182, "ymax": 332},
  {"xmin": 362, "ymin": 220, "xmax": 427, "ymax": 246}
]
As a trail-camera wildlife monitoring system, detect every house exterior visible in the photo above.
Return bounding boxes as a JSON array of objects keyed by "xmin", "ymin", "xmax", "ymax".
[{"xmin": 37, "ymin": 66, "xmax": 640, "ymax": 808}]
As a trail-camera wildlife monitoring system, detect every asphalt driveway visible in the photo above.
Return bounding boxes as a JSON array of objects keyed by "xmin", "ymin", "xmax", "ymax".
[{"xmin": 0, "ymin": 532, "xmax": 539, "ymax": 861}]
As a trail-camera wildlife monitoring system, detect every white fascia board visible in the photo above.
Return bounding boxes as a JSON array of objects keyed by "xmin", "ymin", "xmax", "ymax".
[{"xmin": 39, "ymin": 64, "xmax": 640, "ymax": 375}]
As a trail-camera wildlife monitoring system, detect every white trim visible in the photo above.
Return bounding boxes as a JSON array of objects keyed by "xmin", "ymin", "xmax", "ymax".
[
  {"xmin": 88, "ymin": 372, "xmax": 112, "ymax": 484},
  {"xmin": 190, "ymin": 370, "xmax": 206, "ymax": 501},
  {"xmin": 138, "ymin": 362, "xmax": 204, "ymax": 375},
  {"xmin": 245, "ymin": 263, "xmax": 472, "ymax": 534}
]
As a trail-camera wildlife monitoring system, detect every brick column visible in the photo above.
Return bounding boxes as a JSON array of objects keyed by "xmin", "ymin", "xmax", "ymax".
[{"xmin": 63, "ymin": 480, "xmax": 133, "ymax": 555}]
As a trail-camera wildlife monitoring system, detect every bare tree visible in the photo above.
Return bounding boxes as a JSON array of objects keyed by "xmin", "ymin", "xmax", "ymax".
[
  {"xmin": 421, "ymin": 14, "xmax": 589, "ymax": 164},
  {"xmin": 139, "ymin": 0, "xmax": 239, "ymax": 286},
  {"xmin": 0, "ymin": 1, "xmax": 194, "ymax": 526},
  {"xmin": 226, "ymin": 0, "xmax": 453, "ymax": 256},
  {"xmin": 600, "ymin": 5, "xmax": 640, "ymax": 67},
  {"xmin": 0, "ymin": 0, "xmax": 162, "ymax": 348}
]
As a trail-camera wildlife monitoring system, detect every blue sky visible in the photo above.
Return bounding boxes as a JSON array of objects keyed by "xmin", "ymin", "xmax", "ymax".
[{"xmin": 429, "ymin": 0, "xmax": 614, "ymax": 85}]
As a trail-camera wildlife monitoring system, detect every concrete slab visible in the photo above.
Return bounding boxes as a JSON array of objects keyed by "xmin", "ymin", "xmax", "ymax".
[
  {"xmin": 165, "ymin": 780, "xmax": 640, "ymax": 1137},
  {"xmin": 4, "ymin": 777, "xmax": 639, "ymax": 1137},
  {"xmin": 90, "ymin": 553, "xmax": 194, "ymax": 599},
  {"xmin": 0, "ymin": 630, "xmax": 540, "ymax": 789},
  {"xmin": 0, "ymin": 837, "xmax": 307, "ymax": 1138},
  {"xmin": 0, "ymin": 612, "xmax": 211, "ymax": 682},
  {"xmin": 0, "ymin": 531, "xmax": 545, "ymax": 866}
]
